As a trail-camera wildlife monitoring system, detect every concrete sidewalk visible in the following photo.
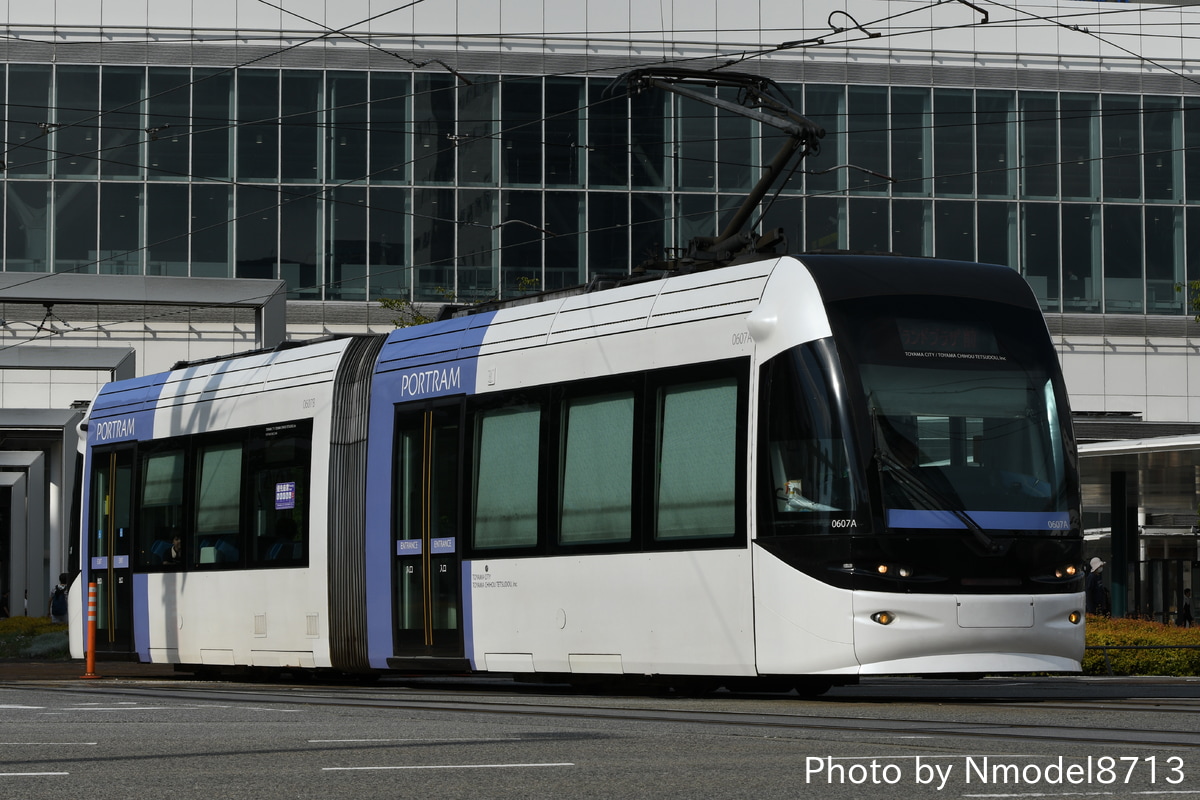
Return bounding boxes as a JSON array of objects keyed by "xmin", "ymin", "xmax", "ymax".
[{"xmin": 0, "ymin": 658, "xmax": 179, "ymax": 681}]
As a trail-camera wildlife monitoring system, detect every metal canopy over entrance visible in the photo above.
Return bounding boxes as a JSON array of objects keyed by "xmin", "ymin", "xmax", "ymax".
[
  {"xmin": 1078, "ymin": 437, "xmax": 1200, "ymax": 624},
  {"xmin": 0, "ymin": 273, "xmax": 286, "ymax": 350}
]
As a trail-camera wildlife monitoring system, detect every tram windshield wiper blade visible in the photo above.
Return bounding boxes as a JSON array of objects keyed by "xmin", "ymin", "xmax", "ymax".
[{"xmin": 870, "ymin": 411, "xmax": 1000, "ymax": 554}]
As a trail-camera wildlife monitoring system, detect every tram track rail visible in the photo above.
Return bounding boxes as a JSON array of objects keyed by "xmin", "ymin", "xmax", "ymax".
[{"xmin": 13, "ymin": 678, "xmax": 1200, "ymax": 751}]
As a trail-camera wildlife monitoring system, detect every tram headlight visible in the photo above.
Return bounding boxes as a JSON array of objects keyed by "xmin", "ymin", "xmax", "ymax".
[
  {"xmin": 1068, "ymin": 611, "xmax": 1082, "ymax": 625},
  {"xmin": 1054, "ymin": 564, "xmax": 1079, "ymax": 579},
  {"xmin": 871, "ymin": 611, "xmax": 896, "ymax": 625}
]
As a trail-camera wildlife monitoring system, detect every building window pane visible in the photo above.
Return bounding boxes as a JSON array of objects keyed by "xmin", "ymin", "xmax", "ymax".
[
  {"xmin": 55, "ymin": 66, "xmax": 100, "ymax": 177},
  {"xmin": 891, "ymin": 87, "xmax": 930, "ymax": 196},
  {"xmin": 848, "ymin": 85, "xmax": 888, "ymax": 194},
  {"xmin": 412, "ymin": 187, "xmax": 454, "ymax": 300},
  {"xmin": 55, "ymin": 182, "xmax": 98, "ymax": 273},
  {"xmin": 99, "ymin": 183, "xmax": 144, "ymax": 275},
  {"xmin": 631, "ymin": 88, "xmax": 668, "ymax": 190},
  {"xmin": 545, "ymin": 78, "xmax": 583, "ymax": 188},
  {"xmin": 327, "ymin": 186, "xmax": 366, "ymax": 301},
  {"xmin": 1020, "ymin": 92, "xmax": 1057, "ymax": 199},
  {"xmin": 458, "ymin": 78, "xmax": 496, "ymax": 186},
  {"xmin": 280, "ymin": 194, "xmax": 320, "ymax": 298},
  {"xmin": 413, "ymin": 73, "xmax": 455, "ymax": 185},
  {"xmin": 238, "ymin": 70, "xmax": 280, "ymax": 182},
  {"xmin": 588, "ymin": 191, "xmax": 627, "ymax": 274},
  {"xmin": 559, "ymin": 393, "xmax": 634, "ymax": 545},
  {"xmin": 458, "ymin": 188, "xmax": 496, "ymax": 301},
  {"xmin": 892, "ymin": 199, "xmax": 931, "ymax": 257},
  {"xmin": 500, "ymin": 190, "xmax": 542, "ymax": 291},
  {"xmin": 146, "ymin": 183, "xmax": 188, "ymax": 277},
  {"xmin": 191, "ymin": 185, "xmax": 233, "ymax": 279},
  {"xmin": 807, "ymin": 196, "xmax": 844, "ymax": 251},
  {"xmin": 473, "ymin": 405, "xmax": 540, "ymax": 550},
  {"xmin": 1189, "ymin": 208, "xmax": 1200, "ymax": 289},
  {"xmin": 1061, "ymin": 94, "xmax": 1099, "ymax": 201},
  {"xmin": 656, "ymin": 378, "xmax": 737, "ymax": 540},
  {"xmin": 804, "ymin": 85, "xmax": 844, "ymax": 195},
  {"xmin": 8, "ymin": 65, "xmax": 52, "ymax": 177},
  {"xmin": 977, "ymin": 201, "xmax": 1016, "ymax": 270},
  {"xmin": 1104, "ymin": 204, "xmax": 1144, "ymax": 313},
  {"xmin": 718, "ymin": 86, "xmax": 753, "ymax": 193},
  {"xmin": 677, "ymin": 92, "xmax": 714, "ymax": 191},
  {"xmin": 101, "ymin": 66, "xmax": 144, "ymax": 179},
  {"xmin": 588, "ymin": 79, "xmax": 628, "ymax": 188},
  {"xmin": 934, "ymin": 89, "xmax": 973, "ymax": 196},
  {"xmin": 1022, "ymin": 202, "xmax": 1059, "ymax": 311},
  {"xmin": 370, "ymin": 72, "xmax": 407, "ymax": 184},
  {"xmin": 1063, "ymin": 204, "xmax": 1101, "ymax": 312},
  {"xmin": 632, "ymin": 193, "xmax": 667, "ymax": 269},
  {"xmin": 328, "ymin": 71, "xmax": 367, "ymax": 183},
  {"xmin": 193, "ymin": 69, "xmax": 232, "ymax": 180},
  {"xmin": 369, "ymin": 187, "xmax": 407, "ymax": 300},
  {"xmin": 281, "ymin": 71, "xmax": 321, "ymax": 184},
  {"xmin": 236, "ymin": 185, "xmax": 278, "ymax": 280},
  {"xmin": 545, "ymin": 191, "xmax": 584, "ymax": 289},
  {"xmin": 1187, "ymin": 100, "xmax": 1200, "ymax": 204},
  {"xmin": 849, "ymin": 198, "xmax": 889, "ymax": 253},
  {"xmin": 502, "ymin": 77, "xmax": 543, "ymax": 186},
  {"xmin": 1146, "ymin": 206, "xmax": 1183, "ymax": 313},
  {"xmin": 976, "ymin": 90, "xmax": 1015, "ymax": 198},
  {"xmin": 147, "ymin": 68, "xmax": 191, "ymax": 180},
  {"xmin": 1144, "ymin": 97, "xmax": 1180, "ymax": 203},
  {"xmin": 1103, "ymin": 95, "xmax": 1141, "ymax": 201},
  {"xmin": 935, "ymin": 200, "xmax": 974, "ymax": 261},
  {"xmin": 6, "ymin": 182, "xmax": 50, "ymax": 271}
]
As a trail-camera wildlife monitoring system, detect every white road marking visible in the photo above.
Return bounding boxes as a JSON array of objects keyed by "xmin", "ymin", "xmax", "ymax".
[
  {"xmin": 323, "ymin": 762, "xmax": 575, "ymax": 772},
  {"xmin": 309, "ymin": 738, "xmax": 520, "ymax": 743}
]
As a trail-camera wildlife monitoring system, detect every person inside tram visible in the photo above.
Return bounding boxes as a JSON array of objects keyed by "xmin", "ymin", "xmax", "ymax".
[{"xmin": 162, "ymin": 534, "xmax": 184, "ymax": 566}]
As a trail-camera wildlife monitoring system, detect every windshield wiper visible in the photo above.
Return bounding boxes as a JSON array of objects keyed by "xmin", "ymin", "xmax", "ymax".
[{"xmin": 871, "ymin": 411, "xmax": 1003, "ymax": 555}]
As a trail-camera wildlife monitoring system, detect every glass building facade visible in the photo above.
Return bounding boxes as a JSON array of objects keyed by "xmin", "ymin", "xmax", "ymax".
[{"xmin": 3, "ymin": 61, "xmax": 1199, "ymax": 313}]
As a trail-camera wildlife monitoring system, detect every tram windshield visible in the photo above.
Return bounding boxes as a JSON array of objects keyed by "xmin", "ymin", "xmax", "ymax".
[{"xmin": 834, "ymin": 298, "xmax": 1073, "ymax": 533}]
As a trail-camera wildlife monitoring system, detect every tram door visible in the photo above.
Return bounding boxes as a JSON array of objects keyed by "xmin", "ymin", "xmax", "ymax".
[
  {"xmin": 88, "ymin": 448, "xmax": 135, "ymax": 655},
  {"xmin": 394, "ymin": 405, "xmax": 463, "ymax": 658}
]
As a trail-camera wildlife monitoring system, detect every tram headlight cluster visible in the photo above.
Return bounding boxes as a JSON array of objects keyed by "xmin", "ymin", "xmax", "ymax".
[
  {"xmin": 876, "ymin": 563, "xmax": 914, "ymax": 578},
  {"xmin": 871, "ymin": 611, "xmax": 896, "ymax": 625},
  {"xmin": 1054, "ymin": 564, "xmax": 1079, "ymax": 579}
]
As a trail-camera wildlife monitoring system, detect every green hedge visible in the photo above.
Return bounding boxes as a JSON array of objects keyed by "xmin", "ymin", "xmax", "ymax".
[
  {"xmin": 1084, "ymin": 615, "xmax": 1200, "ymax": 676},
  {"xmin": 0, "ymin": 616, "xmax": 69, "ymax": 658}
]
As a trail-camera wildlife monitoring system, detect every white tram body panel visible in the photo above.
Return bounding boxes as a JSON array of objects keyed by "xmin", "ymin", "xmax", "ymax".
[
  {"xmin": 466, "ymin": 551, "xmax": 755, "ymax": 677},
  {"xmin": 77, "ymin": 255, "xmax": 1084, "ymax": 682},
  {"xmin": 77, "ymin": 337, "xmax": 356, "ymax": 668}
]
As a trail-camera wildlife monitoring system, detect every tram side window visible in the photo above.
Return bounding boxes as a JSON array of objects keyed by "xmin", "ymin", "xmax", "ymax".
[
  {"xmin": 762, "ymin": 343, "xmax": 856, "ymax": 525},
  {"xmin": 195, "ymin": 441, "xmax": 243, "ymax": 565},
  {"xmin": 655, "ymin": 377, "xmax": 738, "ymax": 540},
  {"xmin": 136, "ymin": 448, "xmax": 185, "ymax": 567},
  {"xmin": 473, "ymin": 404, "xmax": 541, "ymax": 549},
  {"xmin": 559, "ymin": 392, "xmax": 634, "ymax": 545},
  {"xmin": 247, "ymin": 425, "xmax": 311, "ymax": 566}
]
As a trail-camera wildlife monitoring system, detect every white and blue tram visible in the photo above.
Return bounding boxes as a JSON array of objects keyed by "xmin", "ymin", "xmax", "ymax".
[{"xmin": 72, "ymin": 254, "xmax": 1084, "ymax": 690}]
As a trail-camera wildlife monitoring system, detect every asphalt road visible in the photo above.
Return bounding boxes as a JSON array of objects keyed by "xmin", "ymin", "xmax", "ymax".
[{"xmin": 3, "ymin": 665, "xmax": 1200, "ymax": 800}]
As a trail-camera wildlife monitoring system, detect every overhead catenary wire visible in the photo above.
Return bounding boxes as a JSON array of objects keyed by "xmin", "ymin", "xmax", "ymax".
[{"xmin": 0, "ymin": 0, "xmax": 1195, "ymax": 348}]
